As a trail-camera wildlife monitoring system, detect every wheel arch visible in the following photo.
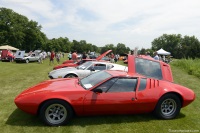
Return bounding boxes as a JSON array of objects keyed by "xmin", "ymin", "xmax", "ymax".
[
  {"xmin": 64, "ymin": 73, "xmax": 78, "ymax": 78},
  {"xmin": 37, "ymin": 98, "xmax": 77, "ymax": 116},
  {"xmin": 158, "ymin": 92, "xmax": 183, "ymax": 108}
]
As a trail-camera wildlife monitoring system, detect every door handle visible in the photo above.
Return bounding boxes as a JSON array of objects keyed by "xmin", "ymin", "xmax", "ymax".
[{"xmin": 131, "ymin": 98, "xmax": 135, "ymax": 101}]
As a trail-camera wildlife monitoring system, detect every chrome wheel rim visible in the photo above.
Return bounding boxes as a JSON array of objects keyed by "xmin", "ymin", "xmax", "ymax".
[
  {"xmin": 161, "ymin": 98, "xmax": 176, "ymax": 116},
  {"xmin": 45, "ymin": 104, "xmax": 67, "ymax": 125}
]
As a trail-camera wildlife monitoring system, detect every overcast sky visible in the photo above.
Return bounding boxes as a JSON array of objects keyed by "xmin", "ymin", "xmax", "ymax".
[{"xmin": 1, "ymin": 0, "xmax": 200, "ymax": 49}]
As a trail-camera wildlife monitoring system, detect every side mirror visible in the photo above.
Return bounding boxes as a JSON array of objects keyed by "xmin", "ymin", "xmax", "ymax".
[{"xmin": 93, "ymin": 88, "xmax": 103, "ymax": 94}]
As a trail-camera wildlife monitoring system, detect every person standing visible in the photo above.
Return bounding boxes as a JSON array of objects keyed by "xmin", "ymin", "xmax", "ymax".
[
  {"xmin": 153, "ymin": 52, "xmax": 159, "ymax": 60},
  {"xmin": 49, "ymin": 50, "xmax": 55, "ymax": 65},
  {"xmin": 68, "ymin": 52, "xmax": 72, "ymax": 60},
  {"xmin": 110, "ymin": 53, "xmax": 115, "ymax": 63},
  {"xmin": 62, "ymin": 52, "xmax": 64, "ymax": 58},
  {"xmin": 82, "ymin": 52, "xmax": 87, "ymax": 59},
  {"xmin": 56, "ymin": 52, "xmax": 61, "ymax": 64},
  {"xmin": 72, "ymin": 51, "xmax": 78, "ymax": 63},
  {"xmin": 38, "ymin": 52, "xmax": 44, "ymax": 64},
  {"xmin": 114, "ymin": 54, "xmax": 119, "ymax": 63}
]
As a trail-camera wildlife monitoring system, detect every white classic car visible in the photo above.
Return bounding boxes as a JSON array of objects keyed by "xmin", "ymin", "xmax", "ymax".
[{"xmin": 48, "ymin": 61, "xmax": 128, "ymax": 79}]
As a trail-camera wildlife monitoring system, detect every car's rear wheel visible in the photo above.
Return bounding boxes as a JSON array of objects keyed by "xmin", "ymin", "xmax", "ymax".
[
  {"xmin": 153, "ymin": 93, "xmax": 181, "ymax": 119},
  {"xmin": 39, "ymin": 100, "xmax": 73, "ymax": 126},
  {"xmin": 26, "ymin": 59, "xmax": 29, "ymax": 63},
  {"xmin": 64, "ymin": 74, "xmax": 77, "ymax": 78}
]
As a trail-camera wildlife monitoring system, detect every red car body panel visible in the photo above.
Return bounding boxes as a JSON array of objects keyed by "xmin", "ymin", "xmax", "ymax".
[
  {"xmin": 14, "ymin": 55, "xmax": 195, "ymax": 118},
  {"xmin": 62, "ymin": 60, "xmax": 74, "ymax": 64},
  {"xmin": 96, "ymin": 50, "xmax": 112, "ymax": 60},
  {"xmin": 54, "ymin": 59, "xmax": 95, "ymax": 69}
]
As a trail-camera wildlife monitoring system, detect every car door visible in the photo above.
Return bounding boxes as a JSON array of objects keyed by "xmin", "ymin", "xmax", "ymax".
[
  {"xmin": 83, "ymin": 77, "xmax": 138, "ymax": 115},
  {"xmin": 29, "ymin": 54, "xmax": 35, "ymax": 61}
]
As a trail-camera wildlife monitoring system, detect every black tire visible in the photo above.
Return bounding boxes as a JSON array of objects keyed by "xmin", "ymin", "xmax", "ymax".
[
  {"xmin": 64, "ymin": 74, "xmax": 77, "ymax": 78},
  {"xmin": 153, "ymin": 93, "xmax": 181, "ymax": 119},
  {"xmin": 39, "ymin": 100, "xmax": 73, "ymax": 126}
]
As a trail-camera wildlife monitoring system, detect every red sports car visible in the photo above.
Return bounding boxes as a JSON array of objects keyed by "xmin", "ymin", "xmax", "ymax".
[
  {"xmin": 14, "ymin": 55, "xmax": 195, "ymax": 126},
  {"xmin": 53, "ymin": 50, "xmax": 112, "ymax": 70}
]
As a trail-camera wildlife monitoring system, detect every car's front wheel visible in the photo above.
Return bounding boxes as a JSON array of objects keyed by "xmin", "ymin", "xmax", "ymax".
[
  {"xmin": 64, "ymin": 74, "xmax": 77, "ymax": 78},
  {"xmin": 153, "ymin": 93, "xmax": 181, "ymax": 119},
  {"xmin": 39, "ymin": 100, "xmax": 73, "ymax": 126}
]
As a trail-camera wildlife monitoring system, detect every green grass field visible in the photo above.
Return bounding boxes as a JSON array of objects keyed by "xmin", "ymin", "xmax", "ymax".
[{"xmin": 0, "ymin": 57, "xmax": 199, "ymax": 133}]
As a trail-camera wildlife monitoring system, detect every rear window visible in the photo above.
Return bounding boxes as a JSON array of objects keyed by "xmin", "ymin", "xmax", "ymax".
[{"xmin": 135, "ymin": 58, "xmax": 162, "ymax": 80}]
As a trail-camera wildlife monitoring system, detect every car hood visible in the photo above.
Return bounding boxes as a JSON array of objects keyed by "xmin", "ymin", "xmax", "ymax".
[
  {"xmin": 18, "ymin": 78, "xmax": 84, "ymax": 96},
  {"xmin": 50, "ymin": 67, "xmax": 78, "ymax": 74},
  {"xmin": 54, "ymin": 63, "xmax": 78, "ymax": 69},
  {"xmin": 96, "ymin": 50, "xmax": 112, "ymax": 60}
]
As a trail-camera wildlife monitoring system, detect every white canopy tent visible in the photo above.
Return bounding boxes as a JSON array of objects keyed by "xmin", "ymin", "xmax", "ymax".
[{"xmin": 156, "ymin": 48, "xmax": 170, "ymax": 55}]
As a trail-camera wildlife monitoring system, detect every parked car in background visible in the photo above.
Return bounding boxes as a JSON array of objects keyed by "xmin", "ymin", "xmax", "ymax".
[
  {"xmin": 102, "ymin": 56, "xmax": 110, "ymax": 61},
  {"xmin": 54, "ymin": 50, "xmax": 112, "ymax": 70},
  {"xmin": 15, "ymin": 54, "xmax": 195, "ymax": 126},
  {"xmin": 14, "ymin": 50, "xmax": 39, "ymax": 63},
  {"xmin": 49, "ymin": 61, "xmax": 127, "ymax": 79}
]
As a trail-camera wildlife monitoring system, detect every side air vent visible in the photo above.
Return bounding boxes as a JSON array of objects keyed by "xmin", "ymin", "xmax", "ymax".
[{"xmin": 148, "ymin": 78, "xmax": 159, "ymax": 89}]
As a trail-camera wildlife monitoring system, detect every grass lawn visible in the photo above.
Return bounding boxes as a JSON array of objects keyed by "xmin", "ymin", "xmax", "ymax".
[{"xmin": 0, "ymin": 58, "xmax": 199, "ymax": 133}]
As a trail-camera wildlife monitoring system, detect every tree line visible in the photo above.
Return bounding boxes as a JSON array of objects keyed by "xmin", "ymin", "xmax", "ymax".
[
  {"xmin": 151, "ymin": 34, "xmax": 200, "ymax": 59},
  {"xmin": 1, "ymin": 7, "xmax": 200, "ymax": 58},
  {"xmin": 0, "ymin": 8, "xmax": 130, "ymax": 55}
]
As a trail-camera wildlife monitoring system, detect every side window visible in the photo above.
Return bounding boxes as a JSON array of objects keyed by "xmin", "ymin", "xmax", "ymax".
[
  {"xmin": 107, "ymin": 78, "xmax": 137, "ymax": 92},
  {"xmin": 94, "ymin": 64, "xmax": 106, "ymax": 70},
  {"xmin": 94, "ymin": 78, "xmax": 118, "ymax": 92},
  {"xmin": 138, "ymin": 78, "xmax": 147, "ymax": 91},
  {"xmin": 107, "ymin": 64, "xmax": 114, "ymax": 70}
]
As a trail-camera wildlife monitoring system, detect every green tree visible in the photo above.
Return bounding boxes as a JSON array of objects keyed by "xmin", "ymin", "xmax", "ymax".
[
  {"xmin": 152, "ymin": 34, "xmax": 182, "ymax": 58},
  {"xmin": 181, "ymin": 36, "xmax": 200, "ymax": 58},
  {"xmin": 116, "ymin": 43, "xmax": 129, "ymax": 55},
  {"xmin": 0, "ymin": 8, "xmax": 47, "ymax": 52},
  {"xmin": 101, "ymin": 44, "xmax": 116, "ymax": 54}
]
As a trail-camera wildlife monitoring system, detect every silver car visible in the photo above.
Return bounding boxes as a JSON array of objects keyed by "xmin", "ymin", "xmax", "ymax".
[
  {"xmin": 48, "ymin": 61, "xmax": 127, "ymax": 79},
  {"xmin": 15, "ymin": 50, "xmax": 40, "ymax": 63}
]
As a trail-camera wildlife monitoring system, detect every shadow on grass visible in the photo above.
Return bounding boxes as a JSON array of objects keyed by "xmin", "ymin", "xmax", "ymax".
[
  {"xmin": 6, "ymin": 109, "xmax": 44, "ymax": 126},
  {"xmin": 6, "ymin": 109, "xmax": 186, "ymax": 127}
]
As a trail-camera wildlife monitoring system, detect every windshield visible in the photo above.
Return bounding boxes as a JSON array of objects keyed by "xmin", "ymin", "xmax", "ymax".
[
  {"xmin": 77, "ymin": 61, "xmax": 92, "ymax": 70},
  {"xmin": 80, "ymin": 71, "xmax": 112, "ymax": 90}
]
